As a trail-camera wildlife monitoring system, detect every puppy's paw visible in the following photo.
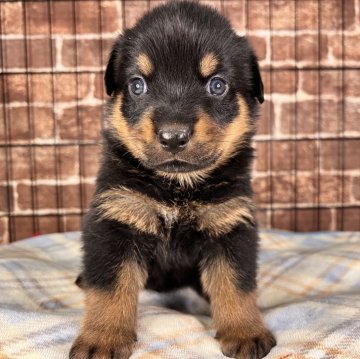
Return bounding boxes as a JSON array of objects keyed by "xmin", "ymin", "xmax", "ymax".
[
  {"xmin": 69, "ymin": 332, "xmax": 135, "ymax": 359},
  {"xmin": 218, "ymin": 329, "xmax": 276, "ymax": 359}
]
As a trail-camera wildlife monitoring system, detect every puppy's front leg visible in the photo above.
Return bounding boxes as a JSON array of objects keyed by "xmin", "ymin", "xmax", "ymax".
[
  {"xmin": 201, "ymin": 255, "xmax": 275, "ymax": 359},
  {"xmin": 70, "ymin": 260, "xmax": 147, "ymax": 359}
]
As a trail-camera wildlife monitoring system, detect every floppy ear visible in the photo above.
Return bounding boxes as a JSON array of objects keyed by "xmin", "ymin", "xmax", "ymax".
[
  {"xmin": 104, "ymin": 49, "xmax": 118, "ymax": 96},
  {"xmin": 235, "ymin": 36, "xmax": 264, "ymax": 104},
  {"xmin": 104, "ymin": 35, "xmax": 125, "ymax": 96},
  {"xmin": 250, "ymin": 53, "xmax": 264, "ymax": 104}
]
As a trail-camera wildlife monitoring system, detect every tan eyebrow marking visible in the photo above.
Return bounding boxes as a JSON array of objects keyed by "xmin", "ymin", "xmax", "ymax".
[
  {"xmin": 137, "ymin": 53, "xmax": 154, "ymax": 76},
  {"xmin": 199, "ymin": 53, "xmax": 219, "ymax": 77}
]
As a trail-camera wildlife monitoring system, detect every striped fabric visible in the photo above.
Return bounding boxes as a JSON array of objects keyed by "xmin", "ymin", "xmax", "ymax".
[{"xmin": 0, "ymin": 231, "xmax": 359, "ymax": 359}]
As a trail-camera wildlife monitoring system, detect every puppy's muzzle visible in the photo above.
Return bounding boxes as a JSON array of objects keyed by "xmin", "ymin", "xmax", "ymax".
[{"xmin": 158, "ymin": 128, "xmax": 191, "ymax": 154}]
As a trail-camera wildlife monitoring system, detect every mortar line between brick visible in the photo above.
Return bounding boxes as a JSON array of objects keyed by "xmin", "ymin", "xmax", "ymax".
[
  {"xmin": 3, "ymin": 65, "xmax": 360, "ymax": 75},
  {"xmin": 21, "ymin": 1, "xmax": 39, "ymax": 235},
  {"xmin": 48, "ymin": 0, "xmax": 63, "ymax": 233},
  {"xmin": 0, "ymin": 2, "xmax": 12, "ymax": 243},
  {"xmin": 2, "ymin": 28, "xmax": 360, "ymax": 40}
]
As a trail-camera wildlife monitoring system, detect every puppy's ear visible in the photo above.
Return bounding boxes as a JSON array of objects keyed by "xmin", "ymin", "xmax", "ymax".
[
  {"xmin": 104, "ymin": 35, "xmax": 125, "ymax": 96},
  {"xmin": 250, "ymin": 53, "xmax": 264, "ymax": 104},
  {"xmin": 104, "ymin": 49, "xmax": 118, "ymax": 96},
  {"xmin": 235, "ymin": 36, "xmax": 264, "ymax": 104}
]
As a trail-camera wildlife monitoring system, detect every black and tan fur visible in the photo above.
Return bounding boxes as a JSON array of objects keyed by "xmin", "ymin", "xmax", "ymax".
[{"xmin": 70, "ymin": 2, "xmax": 275, "ymax": 358}]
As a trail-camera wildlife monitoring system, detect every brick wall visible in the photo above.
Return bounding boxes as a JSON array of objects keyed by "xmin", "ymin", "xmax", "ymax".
[{"xmin": 0, "ymin": 0, "xmax": 359, "ymax": 243}]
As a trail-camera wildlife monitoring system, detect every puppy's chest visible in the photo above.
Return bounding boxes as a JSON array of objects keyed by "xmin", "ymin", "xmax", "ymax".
[
  {"xmin": 97, "ymin": 186, "xmax": 254, "ymax": 240},
  {"xmin": 153, "ymin": 200, "xmax": 195, "ymax": 239}
]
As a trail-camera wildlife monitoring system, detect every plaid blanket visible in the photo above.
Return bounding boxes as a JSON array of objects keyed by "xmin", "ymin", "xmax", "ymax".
[{"xmin": 0, "ymin": 231, "xmax": 359, "ymax": 359}]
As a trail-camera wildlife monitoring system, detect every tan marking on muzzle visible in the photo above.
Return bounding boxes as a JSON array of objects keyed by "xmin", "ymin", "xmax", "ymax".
[
  {"xmin": 135, "ymin": 113, "xmax": 155, "ymax": 144},
  {"xmin": 216, "ymin": 95, "xmax": 251, "ymax": 167},
  {"xmin": 154, "ymin": 110, "xmax": 220, "ymax": 188},
  {"xmin": 111, "ymin": 95, "xmax": 154, "ymax": 160},
  {"xmin": 194, "ymin": 96, "xmax": 249, "ymax": 154},
  {"xmin": 156, "ymin": 96, "xmax": 251, "ymax": 188},
  {"xmin": 194, "ymin": 109, "xmax": 222, "ymax": 143}
]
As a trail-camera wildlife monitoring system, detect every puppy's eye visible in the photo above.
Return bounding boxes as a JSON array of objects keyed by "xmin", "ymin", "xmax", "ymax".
[
  {"xmin": 130, "ymin": 78, "xmax": 147, "ymax": 95},
  {"xmin": 207, "ymin": 77, "xmax": 227, "ymax": 96}
]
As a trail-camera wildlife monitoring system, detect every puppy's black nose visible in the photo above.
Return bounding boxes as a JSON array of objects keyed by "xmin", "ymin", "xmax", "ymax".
[{"xmin": 159, "ymin": 129, "xmax": 190, "ymax": 154}]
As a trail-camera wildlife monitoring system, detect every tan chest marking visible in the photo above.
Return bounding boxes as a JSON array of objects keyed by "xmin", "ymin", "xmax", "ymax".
[
  {"xmin": 193, "ymin": 196, "xmax": 254, "ymax": 236},
  {"xmin": 97, "ymin": 187, "xmax": 253, "ymax": 238},
  {"xmin": 97, "ymin": 187, "xmax": 178, "ymax": 236}
]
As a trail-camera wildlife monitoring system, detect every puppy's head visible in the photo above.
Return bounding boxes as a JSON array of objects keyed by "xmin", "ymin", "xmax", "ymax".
[{"xmin": 105, "ymin": 1, "xmax": 263, "ymax": 186}]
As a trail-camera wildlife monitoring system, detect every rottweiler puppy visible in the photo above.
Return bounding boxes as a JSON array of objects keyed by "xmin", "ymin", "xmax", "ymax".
[{"xmin": 70, "ymin": 1, "xmax": 276, "ymax": 358}]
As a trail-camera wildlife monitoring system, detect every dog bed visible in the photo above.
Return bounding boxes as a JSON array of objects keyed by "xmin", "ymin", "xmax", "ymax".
[{"xmin": 0, "ymin": 230, "xmax": 359, "ymax": 359}]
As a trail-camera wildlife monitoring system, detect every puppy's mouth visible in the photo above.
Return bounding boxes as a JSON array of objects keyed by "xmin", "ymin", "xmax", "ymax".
[
  {"xmin": 155, "ymin": 159, "xmax": 209, "ymax": 173},
  {"xmin": 145, "ymin": 154, "xmax": 219, "ymax": 173},
  {"xmin": 137, "ymin": 141, "xmax": 221, "ymax": 173}
]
